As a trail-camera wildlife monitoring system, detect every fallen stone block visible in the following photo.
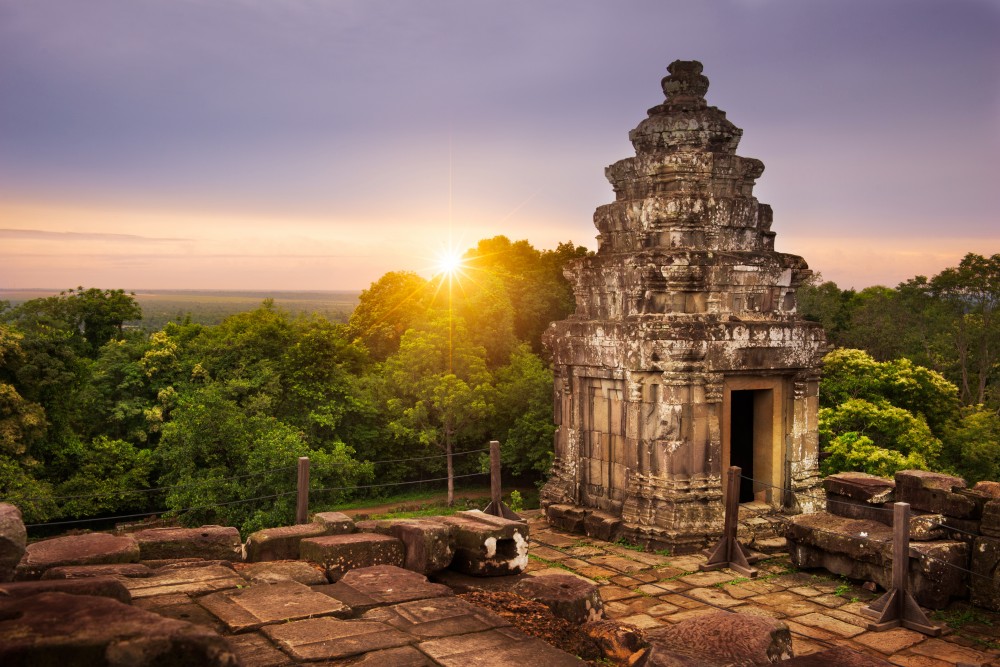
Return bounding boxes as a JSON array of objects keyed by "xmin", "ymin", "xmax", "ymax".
[
  {"xmin": 133, "ymin": 525, "xmax": 242, "ymax": 562},
  {"xmin": 583, "ymin": 510, "xmax": 623, "ymax": 542},
  {"xmin": 512, "ymin": 573, "xmax": 604, "ymax": 624},
  {"xmin": 644, "ymin": 611, "xmax": 792, "ymax": 664},
  {"xmin": 581, "ymin": 620, "xmax": 648, "ymax": 664},
  {"xmin": 436, "ymin": 510, "xmax": 529, "ymax": 576},
  {"xmin": 0, "ymin": 591, "xmax": 239, "ymax": 666},
  {"xmin": 238, "ymin": 560, "xmax": 328, "ymax": 585},
  {"xmin": 120, "ymin": 564, "xmax": 245, "ymax": 599},
  {"xmin": 142, "ymin": 558, "xmax": 236, "ymax": 570},
  {"xmin": 0, "ymin": 503, "xmax": 26, "ymax": 583},
  {"xmin": 40, "ymin": 563, "xmax": 153, "ymax": 580},
  {"xmin": 908, "ymin": 540, "xmax": 969, "ymax": 608},
  {"xmin": 244, "ymin": 522, "xmax": 329, "ymax": 562},
  {"xmin": 16, "ymin": 532, "xmax": 140, "ymax": 580},
  {"xmin": 970, "ymin": 535, "xmax": 1000, "ymax": 612},
  {"xmin": 824, "ymin": 472, "xmax": 895, "ymax": 504},
  {"xmin": 263, "ymin": 617, "xmax": 413, "ymax": 662},
  {"xmin": 318, "ymin": 564, "xmax": 452, "ymax": 614},
  {"xmin": 786, "ymin": 512, "xmax": 892, "ymax": 564},
  {"xmin": 356, "ymin": 518, "xmax": 455, "ymax": 574},
  {"xmin": 545, "ymin": 504, "xmax": 587, "ymax": 533},
  {"xmin": 311, "ymin": 511, "xmax": 356, "ymax": 534},
  {"xmin": 362, "ymin": 595, "xmax": 509, "ymax": 638},
  {"xmin": 300, "ymin": 532, "xmax": 405, "ymax": 581},
  {"xmin": 0, "ymin": 576, "xmax": 131, "ymax": 603},
  {"xmin": 200, "ymin": 580, "xmax": 350, "ymax": 632},
  {"xmin": 895, "ymin": 470, "xmax": 977, "ymax": 518}
]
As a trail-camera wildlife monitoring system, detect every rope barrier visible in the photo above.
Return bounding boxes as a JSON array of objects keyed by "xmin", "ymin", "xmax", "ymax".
[
  {"xmin": 4, "ymin": 464, "xmax": 297, "ymax": 504},
  {"xmin": 310, "ymin": 471, "xmax": 489, "ymax": 494}
]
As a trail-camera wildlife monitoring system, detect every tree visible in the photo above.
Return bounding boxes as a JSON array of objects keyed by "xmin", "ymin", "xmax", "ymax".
[
  {"xmin": 490, "ymin": 345, "xmax": 556, "ymax": 475},
  {"xmin": 929, "ymin": 253, "xmax": 1000, "ymax": 406},
  {"xmin": 382, "ymin": 317, "xmax": 495, "ymax": 505},
  {"xmin": 347, "ymin": 272, "xmax": 432, "ymax": 361}
]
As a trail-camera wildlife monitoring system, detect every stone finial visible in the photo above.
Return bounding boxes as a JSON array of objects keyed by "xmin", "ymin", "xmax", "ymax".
[{"xmin": 661, "ymin": 60, "xmax": 709, "ymax": 107}]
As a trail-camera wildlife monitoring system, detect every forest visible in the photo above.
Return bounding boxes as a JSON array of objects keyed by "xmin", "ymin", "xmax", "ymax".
[{"xmin": 1, "ymin": 242, "xmax": 997, "ymax": 535}]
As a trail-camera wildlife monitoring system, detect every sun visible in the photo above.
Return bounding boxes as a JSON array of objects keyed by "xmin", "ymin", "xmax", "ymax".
[{"xmin": 433, "ymin": 248, "xmax": 465, "ymax": 278}]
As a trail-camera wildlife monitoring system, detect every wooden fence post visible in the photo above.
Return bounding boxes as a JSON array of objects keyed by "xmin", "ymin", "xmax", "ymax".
[
  {"xmin": 860, "ymin": 502, "xmax": 940, "ymax": 635},
  {"xmin": 700, "ymin": 466, "xmax": 759, "ymax": 577},
  {"xmin": 483, "ymin": 440, "xmax": 520, "ymax": 520},
  {"xmin": 296, "ymin": 456, "xmax": 310, "ymax": 524}
]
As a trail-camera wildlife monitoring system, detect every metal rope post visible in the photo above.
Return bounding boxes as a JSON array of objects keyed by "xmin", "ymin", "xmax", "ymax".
[{"xmin": 860, "ymin": 502, "xmax": 941, "ymax": 635}]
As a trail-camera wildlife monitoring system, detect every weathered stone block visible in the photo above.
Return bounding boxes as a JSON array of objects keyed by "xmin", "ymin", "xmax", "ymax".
[
  {"xmin": 973, "ymin": 481, "xmax": 1000, "ymax": 499},
  {"xmin": 244, "ymin": 522, "xmax": 329, "ymax": 562},
  {"xmin": 318, "ymin": 564, "xmax": 452, "ymax": 614},
  {"xmin": 262, "ymin": 617, "xmax": 413, "ymax": 662},
  {"xmin": 41, "ymin": 563, "xmax": 153, "ymax": 579},
  {"xmin": 895, "ymin": 470, "xmax": 977, "ymax": 518},
  {"xmin": 822, "ymin": 494, "xmax": 893, "ymax": 525},
  {"xmin": 546, "ymin": 504, "xmax": 587, "ymax": 533},
  {"xmin": 583, "ymin": 510, "xmax": 623, "ymax": 542},
  {"xmin": 909, "ymin": 513, "xmax": 947, "ymax": 541},
  {"xmin": 0, "ymin": 503, "xmax": 26, "ymax": 583},
  {"xmin": 581, "ymin": 620, "xmax": 648, "ymax": 664},
  {"xmin": 786, "ymin": 511, "xmax": 968, "ymax": 608},
  {"xmin": 436, "ymin": 510, "xmax": 529, "ymax": 576},
  {"xmin": 199, "ymin": 580, "xmax": 350, "ymax": 632},
  {"xmin": 239, "ymin": 560, "xmax": 328, "ymax": 585},
  {"xmin": 981, "ymin": 499, "xmax": 1000, "ymax": 538},
  {"xmin": 133, "ymin": 525, "xmax": 242, "ymax": 562},
  {"xmin": 824, "ymin": 472, "xmax": 895, "ymax": 504},
  {"xmin": 644, "ymin": 611, "xmax": 792, "ymax": 664},
  {"xmin": 355, "ymin": 518, "xmax": 455, "ymax": 574},
  {"xmin": 361, "ymin": 595, "xmax": 508, "ymax": 638},
  {"xmin": 512, "ymin": 573, "xmax": 604, "ymax": 624},
  {"xmin": 0, "ymin": 591, "xmax": 239, "ymax": 666},
  {"xmin": 300, "ymin": 532, "xmax": 404, "ymax": 581},
  {"xmin": 121, "ymin": 564, "xmax": 245, "ymax": 599},
  {"xmin": 16, "ymin": 532, "xmax": 140, "ymax": 580},
  {"xmin": 970, "ymin": 535, "xmax": 1000, "ymax": 612},
  {"xmin": 311, "ymin": 511, "xmax": 356, "ymax": 534},
  {"xmin": 0, "ymin": 576, "xmax": 132, "ymax": 603}
]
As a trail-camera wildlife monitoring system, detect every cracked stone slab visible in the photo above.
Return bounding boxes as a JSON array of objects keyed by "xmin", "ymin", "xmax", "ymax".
[
  {"xmin": 417, "ymin": 626, "xmax": 585, "ymax": 666},
  {"xmin": 121, "ymin": 564, "xmax": 245, "ymax": 599},
  {"xmin": 316, "ymin": 564, "xmax": 452, "ymax": 614},
  {"xmin": 362, "ymin": 596, "xmax": 509, "ymax": 638},
  {"xmin": 238, "ymin": 560, "xmax": 328, "ymax": 586},
  {"xmin": 262, "ymin": 617, "xmax": 413, "ymax": 661},
  {"xmin": 199, "ymin": 580, "xmax": 350, "ymax": 632}
]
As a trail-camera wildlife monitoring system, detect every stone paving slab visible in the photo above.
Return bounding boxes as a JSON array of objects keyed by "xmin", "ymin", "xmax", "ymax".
[
  {"xmin": 200, "ymin": 580, "xmax": 350, "ymax": 632},
  {"xmin": 417, "ymin": 626, "xmax": 585, "ymax": 666},
  {"xmin": 362, "ymin": 596, "xmax": 509, "ymax": 638},
  {"xmin": 238, "ymin": 560, "xmax": 328, "ymax": 586},
  {"xmin": 225, "ymin": 632, "xmax": 291, "ymax": 667},
  {"xmin": 316, "ymin": 564, "xmax": 453, "ymax": 614},
  {"xmin": 263, "ymin": 617, "xmax": 413, "ymax": 661},
  {"xmin": 122, "ymin": 564, "xmax": 245, "ymax": 599}
]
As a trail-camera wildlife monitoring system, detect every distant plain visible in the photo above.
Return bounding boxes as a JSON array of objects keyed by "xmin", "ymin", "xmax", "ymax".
[{"xmin": 0, "ymin": 288, "xmax": 360, "ymax": 329}]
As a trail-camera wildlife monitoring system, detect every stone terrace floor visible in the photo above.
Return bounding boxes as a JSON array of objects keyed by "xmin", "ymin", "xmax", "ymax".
[{"xmin": 519, "ymin": 510, "xmax": 1000, "ymax": 667}]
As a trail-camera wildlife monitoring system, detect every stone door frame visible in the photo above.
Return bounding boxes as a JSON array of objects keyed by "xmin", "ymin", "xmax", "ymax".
[{"xmin": 720, "ymin": 375, "xmax": 788, "ymax": 506}]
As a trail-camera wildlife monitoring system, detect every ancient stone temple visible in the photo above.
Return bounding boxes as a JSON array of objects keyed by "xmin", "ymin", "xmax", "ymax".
[{"xmin": 540, "ymin": 61, "xmax": 827, "ymax": 552}]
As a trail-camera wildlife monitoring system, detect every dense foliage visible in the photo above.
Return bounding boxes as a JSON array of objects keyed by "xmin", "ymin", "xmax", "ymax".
[
  {"xmin": 803, "ymin": 252, "xmax": 1000, "ymax": 482},
  {"xmin": 0, "ymin": 238, "xmax": 589, "ymax": 533}
]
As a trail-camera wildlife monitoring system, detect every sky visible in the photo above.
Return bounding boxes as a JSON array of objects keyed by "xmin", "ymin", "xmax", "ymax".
[{"xmin": 1, "ymin": 0, "xmax": 998, "ymax": 292}]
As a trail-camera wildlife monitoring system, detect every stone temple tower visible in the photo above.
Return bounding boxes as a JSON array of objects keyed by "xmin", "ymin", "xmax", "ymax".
[{"xmin": 541, "ymin": 61, "xmax": 827, "ymax": 552}]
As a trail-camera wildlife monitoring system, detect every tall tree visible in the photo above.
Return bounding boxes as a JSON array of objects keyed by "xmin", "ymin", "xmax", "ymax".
[{"xmin": 382, "ymin": 317, "xmax": 495, "ymax": 506}]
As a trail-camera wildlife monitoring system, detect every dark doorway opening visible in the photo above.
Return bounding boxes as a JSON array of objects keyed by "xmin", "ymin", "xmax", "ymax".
[{"xmin": 730, "ymin": 390, "xmax": 756, "ymax": 502}]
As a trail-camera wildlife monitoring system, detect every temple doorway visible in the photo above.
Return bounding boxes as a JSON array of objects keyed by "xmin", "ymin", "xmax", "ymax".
[{"xmin": 723, "ymin": 379, "xmax": 782, "ymax": 505}]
